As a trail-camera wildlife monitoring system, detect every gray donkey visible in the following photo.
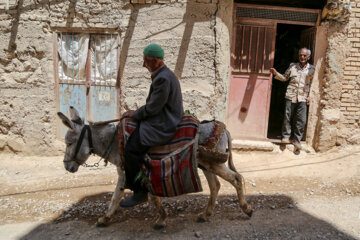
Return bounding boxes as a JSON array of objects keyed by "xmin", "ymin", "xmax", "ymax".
[{"xmin": 57, "ymin": 106, "xmax": 252, "ymax": 228}]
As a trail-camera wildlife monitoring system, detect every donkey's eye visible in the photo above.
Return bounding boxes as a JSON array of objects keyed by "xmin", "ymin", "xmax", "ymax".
[{"xmin": 66, "ymin": 143, "xmax": 73, "ymax": 147}]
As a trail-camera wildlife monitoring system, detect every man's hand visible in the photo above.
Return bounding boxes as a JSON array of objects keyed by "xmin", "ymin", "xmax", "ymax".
[
  {"xmin": 306, "ymin": 97, "xmax": 310, "ymax": 105},
  {"xmin": 122, "ymin": 110, "xmax": 135, "ymax": 118},
  {"xmin": 270, "ymin": 68, "xmax": 277, "ymax": 75}
]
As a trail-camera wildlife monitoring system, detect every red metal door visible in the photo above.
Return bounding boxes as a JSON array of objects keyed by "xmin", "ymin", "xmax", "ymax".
[{"xmin": 226, "ymin": 22, "xmax": 276, "ymax": 139}]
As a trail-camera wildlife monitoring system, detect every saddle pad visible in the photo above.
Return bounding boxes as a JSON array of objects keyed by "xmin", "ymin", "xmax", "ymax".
[
  {"xmin": 118, "ymin": 115, "xmax": 203, "ymax": 197},
  {"xmin": 198, "ymin": 120, "xmax": 228, "ymax": 163},
  {"xmin": 201, "ymin": 120, "xmax": 226, "ymax": 150}
]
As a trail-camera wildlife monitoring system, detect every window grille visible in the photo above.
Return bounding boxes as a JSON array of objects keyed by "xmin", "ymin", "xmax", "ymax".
[
  {"xmin": 57, "ymin": 33, "xmax": 118, "ymax": 86},
  {"xmin": 236, "ymin": 7, "xmax": 318, "ymax": 23},
  {"xmin": 90, "ymin": 35, "xmax": 117, "ymax": 86},
  {"xmin": 233, "ymin": 25, "xmax": 274, "ymax": 74}
]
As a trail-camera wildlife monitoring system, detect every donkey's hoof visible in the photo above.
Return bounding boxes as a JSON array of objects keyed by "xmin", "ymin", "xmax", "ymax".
[
  {"xmin": 196, "ymin": 213, "xmax": 208, "ymax": 223},
  {"xmin": 152, "ymin": 217, "xmax": 166, "ymax": 230},
  {"xmin": 242, "ymin": 204, "xmax": 253, "ymax": 218},
  {"xmin": 153, "ymin": 222, "xmax": 166, "ymax": 230},
  {"xmin": 96, "ymin": 216, "xmax": 110, "ymax": 227},
  {"xmin": 246, "ymin": 209, "xmax": 253, "ymax": 218}
]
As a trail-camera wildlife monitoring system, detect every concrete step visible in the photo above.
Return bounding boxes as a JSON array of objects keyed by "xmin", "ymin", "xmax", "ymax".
[
  {"xmin": 232, "ymin": 139, "xmax": 315, "ymax": 153},
  {"xmin": 232, "ymin": 139, "xmax": 274, "ymax": 151}
]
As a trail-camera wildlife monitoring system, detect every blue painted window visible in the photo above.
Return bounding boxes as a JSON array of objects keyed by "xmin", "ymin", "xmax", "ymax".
[{"xmin": 56, "ymin": 33, "xmax": 119, "ymax": 137}]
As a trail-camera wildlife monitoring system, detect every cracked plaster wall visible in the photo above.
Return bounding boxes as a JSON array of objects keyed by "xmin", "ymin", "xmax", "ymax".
[
  {"xmin": 2, "ymin": 0, "xmax": 357, "ymax": 155},
  {"xmin": 0, "ymin": 0, "xmax": 230, "ymax": 155},
  {"xmin": 314, "ymin": 1, "xmax": 360, "ymax": 151}
]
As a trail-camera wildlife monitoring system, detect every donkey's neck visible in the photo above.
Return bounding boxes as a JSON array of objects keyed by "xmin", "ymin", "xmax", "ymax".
[{"xmin": 90, "ymin": 124, "xmax": 121, "ymax": 167}]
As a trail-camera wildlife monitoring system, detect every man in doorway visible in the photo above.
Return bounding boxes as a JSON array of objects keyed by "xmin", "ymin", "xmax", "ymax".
[
  {"xmin": 270, "ymin": 48, "xmax": 315, "ymax": 151},
  {"xmin": 119, "ymin": 43, "xmax": 184, "ymax": 207}
]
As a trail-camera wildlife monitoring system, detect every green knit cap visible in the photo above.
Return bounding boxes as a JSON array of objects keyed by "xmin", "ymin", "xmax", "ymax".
[{"xmin": 143, "ymin": 43, "xmax": 164, "ymax": 58}]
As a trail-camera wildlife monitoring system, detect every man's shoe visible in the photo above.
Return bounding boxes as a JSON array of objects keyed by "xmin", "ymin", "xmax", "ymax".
[
  {"xmin": 281, "ymin": 138, "xmax": 290, "ymax": 144},
  {"xmin": 291, "ymin": 140, "xmax": 302, "ymax": 150},
  {"xmin": 280, "ymin": 143, "xmax": 286, "ymax": 151},
  {"xmin": 120, "ymin": 191, "xmax": 148, "ymax": 208}
]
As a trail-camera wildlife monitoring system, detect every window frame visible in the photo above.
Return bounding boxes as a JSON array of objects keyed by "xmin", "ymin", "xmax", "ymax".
[{"xmin": 53, "ymin": 31, "xmax": 121, "ymax": 138}]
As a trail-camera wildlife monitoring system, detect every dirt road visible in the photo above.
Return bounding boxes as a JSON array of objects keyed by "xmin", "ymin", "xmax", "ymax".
[{"xmin": 0, "ymin": 145, "xmax": 360, "ymax": 240}]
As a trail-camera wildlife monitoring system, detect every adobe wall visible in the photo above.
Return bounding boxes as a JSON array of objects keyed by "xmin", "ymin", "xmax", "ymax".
[
  {"xmin": 337, "ymin": 1, "xmax": 360, "ymax": 147},
  {"xmin": 0, "ymin": 0, "xmax": 231, "ymax": 155},
  {"xmin": 0, "ymin": 1, "xmax": 58, "ymax": 155},
  {"xmin": 315, "ymin": 1, "xmax": 360, "ymax": 151},
  {"xmin": 1, "ymin": 0, "xmax": 358, "ymax": 155}
]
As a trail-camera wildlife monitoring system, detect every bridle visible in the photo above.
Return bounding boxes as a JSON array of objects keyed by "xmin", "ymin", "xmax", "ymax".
[
  {"xmin": 63, "ymin": 123, "xmax": 117, "ymax": 167},
  {"xmin": 63, "ymin": 124, "xmax": 94, "ymax": 166}
]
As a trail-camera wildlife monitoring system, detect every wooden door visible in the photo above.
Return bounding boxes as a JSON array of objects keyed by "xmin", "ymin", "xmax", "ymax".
[{"xmin": 226, "ymin": 22, "xmax": 276, "ymax": 139}]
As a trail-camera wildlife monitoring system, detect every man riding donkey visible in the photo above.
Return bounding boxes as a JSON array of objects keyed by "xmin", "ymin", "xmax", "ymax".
[
  {"xmin": 120, "ymin": 43, "xmax": 184, "ymax": 207},
  {"xmin": 57, "ymin": 43, "xmax": 253, "ymax": 225}
]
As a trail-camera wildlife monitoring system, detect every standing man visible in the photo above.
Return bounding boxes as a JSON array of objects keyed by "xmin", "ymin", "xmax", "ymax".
[
  {"xmin": 270, "ymin": 48, "xmax": 315, "ymax": 151},
  {"xmin": 120, "ymin": 43, "xmax": 184, "ymax": 207}
]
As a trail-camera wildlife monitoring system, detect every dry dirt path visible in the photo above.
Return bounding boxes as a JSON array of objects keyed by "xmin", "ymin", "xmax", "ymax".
[{"xmin": 0, "ymin": 145, "xmax": 360, "ymax": 240}]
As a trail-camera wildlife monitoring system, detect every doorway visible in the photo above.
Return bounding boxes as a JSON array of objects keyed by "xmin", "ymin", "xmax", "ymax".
[{"xmin": 266, "ymin": 23, "xmax": 313, "ymax": 140}]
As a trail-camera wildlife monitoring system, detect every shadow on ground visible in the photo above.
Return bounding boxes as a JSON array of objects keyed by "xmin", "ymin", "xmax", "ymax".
[{"xmin": 20, "ymin": 193, "xmax": 355, "ymax": 240}]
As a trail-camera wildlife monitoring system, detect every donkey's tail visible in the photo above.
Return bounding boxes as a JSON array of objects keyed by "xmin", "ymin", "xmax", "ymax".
[
  {"xmin": 226, "ymin": 129, "xmax": 237, "ymax": 172},
  {"xmin": 226, "ymin": 129, "xmax": 247, "ymax": 195}
]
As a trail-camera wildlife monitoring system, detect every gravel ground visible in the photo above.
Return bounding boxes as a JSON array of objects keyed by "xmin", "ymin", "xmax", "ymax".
[{"xmin": 0, "ymin": 145, "xmax": 360, "ymax": 239}]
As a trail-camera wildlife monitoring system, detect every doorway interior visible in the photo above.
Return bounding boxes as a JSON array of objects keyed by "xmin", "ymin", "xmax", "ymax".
[{"xmin": 267, "ymin": 23, "xmax": 313, "ymax": 140}]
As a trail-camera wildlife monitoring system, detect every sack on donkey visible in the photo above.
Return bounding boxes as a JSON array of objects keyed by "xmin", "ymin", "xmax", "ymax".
[{"xmin": 119, "ymin": 115, "xmax": 203, "ymax": 197}]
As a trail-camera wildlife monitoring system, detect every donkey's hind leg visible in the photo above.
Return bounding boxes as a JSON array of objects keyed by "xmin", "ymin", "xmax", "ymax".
[
  {"xmin": 197, "ymin": 169, "xmax": 221, "ymax": 222},
  {"xmin": 148, "ymin": 195, "xmax": 167, "ymax": 229},
  {"xmin": 209, "ymin": 163, "xmax": 252, "ymax": 217}
]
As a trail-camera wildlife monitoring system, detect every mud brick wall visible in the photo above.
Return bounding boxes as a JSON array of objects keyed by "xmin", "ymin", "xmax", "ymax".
[
  {"xmin": 314, "ymin": 1, "xmax": 360, "ymax": 151},
  {"xmin": 1, "ymin": 0, "xmax": 358, "ymax": 155},
  {"xmin": 0, "ymin": 1, "xmax": 58, "ymax": 155},
  {"xmin": 340, "ymin": 1, "xmax": 360, "ymax": 144},
  {"xmin": 0, "ymin": 0, "xmax": 231, "ymax": 154}
]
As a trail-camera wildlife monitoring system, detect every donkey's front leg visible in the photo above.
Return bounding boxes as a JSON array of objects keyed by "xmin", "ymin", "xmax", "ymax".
[
  {"xmin": 97, "ymin": 166, "xmax": 126, "ymax": 227},
  {"xmin": 149, "ymin": 194, "xmax": 167, "ymax": 229}
]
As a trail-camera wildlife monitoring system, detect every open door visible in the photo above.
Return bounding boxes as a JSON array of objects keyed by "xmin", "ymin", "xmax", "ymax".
[
  {"xmin": 226, "ymin": 21, "xmax": 276, "ymax": 139},
  {"xmin": 228, "ymin": 3, "xmax": 321, "ymax": 141},
  {"xmin": 300, "ymin": 26, "xmax": 317, "ymax": 140},
  {"xmin": 300, "ymin": 27, "xmax": 317, "ymax": 64},
  {"xmin": 267, "ymin": 24, "xmax": 316, "ymax": 140}
]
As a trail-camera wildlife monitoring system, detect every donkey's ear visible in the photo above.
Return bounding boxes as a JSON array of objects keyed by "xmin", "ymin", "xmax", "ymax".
[
  {"xmin": 69, "ymin": 106, "xmax": 83, "ymax": 125},
  {"xmin": 57, "ymin": 112, "xmax": 75, "ymax": 131}
]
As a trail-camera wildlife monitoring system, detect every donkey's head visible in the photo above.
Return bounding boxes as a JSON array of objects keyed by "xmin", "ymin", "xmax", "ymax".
[{"xmin": 57, "ymin": 106, "xmax": 93, "ymax": 173}]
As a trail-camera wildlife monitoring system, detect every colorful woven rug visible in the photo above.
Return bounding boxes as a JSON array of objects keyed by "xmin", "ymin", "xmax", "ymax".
[{"xmin": 118, "ymin": 115, "xmax": 203, "ymax": 197}]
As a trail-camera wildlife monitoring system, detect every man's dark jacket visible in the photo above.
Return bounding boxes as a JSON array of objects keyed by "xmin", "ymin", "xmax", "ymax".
[{"xmin": 132, "ymin": 66, "xmax": 183, "ymax": 146}]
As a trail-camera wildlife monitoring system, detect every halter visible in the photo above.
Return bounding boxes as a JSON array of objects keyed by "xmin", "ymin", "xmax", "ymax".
[
  {"xmin": 64, "ymin": 124, "xmax": 94, "ymax": 165},
  {"xmin": 64, "ymin": 123, "xmax": 118, "ymax": 168}
]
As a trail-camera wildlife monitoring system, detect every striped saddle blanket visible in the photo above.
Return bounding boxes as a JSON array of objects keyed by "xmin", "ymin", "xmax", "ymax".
[{"xmin": 118, "ymin": 115, "xmax": 203, "ymax": 197}]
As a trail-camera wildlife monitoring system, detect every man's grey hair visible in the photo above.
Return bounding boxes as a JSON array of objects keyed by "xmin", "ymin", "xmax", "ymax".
[{"xmin": 299, "ymin": 48, "xmax": 311, "ymax": 56}]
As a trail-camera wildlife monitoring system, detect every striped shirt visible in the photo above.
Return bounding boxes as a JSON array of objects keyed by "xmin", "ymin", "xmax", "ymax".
[{"xmin": 275, "ymin": 62, "xmax": 315, "ymax": 103}]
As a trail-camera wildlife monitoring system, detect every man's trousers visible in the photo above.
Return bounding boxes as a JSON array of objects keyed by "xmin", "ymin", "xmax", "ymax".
[
  {"xmin": 124, "ymin": 125, "xmax": 150, "ymax": 192},
  {"xmin": 281, "ymin": 99, "xmax": 307, "ymax": 143}
]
